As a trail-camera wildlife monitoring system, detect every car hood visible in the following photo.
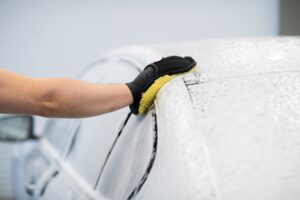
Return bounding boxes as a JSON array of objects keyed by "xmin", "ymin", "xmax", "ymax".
[{"xmin": 103, "ymin": 37, "xmax": 300, "ymax": 199}]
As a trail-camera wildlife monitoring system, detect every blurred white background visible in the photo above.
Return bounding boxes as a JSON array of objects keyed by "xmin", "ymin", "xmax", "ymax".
[
  {"xmin": 0, "ymin": 0, "xmax": 279, "ymax": 77},
  {"xmin": 0, "ymin": 0, "xmax": 280, "ymax": 199}
]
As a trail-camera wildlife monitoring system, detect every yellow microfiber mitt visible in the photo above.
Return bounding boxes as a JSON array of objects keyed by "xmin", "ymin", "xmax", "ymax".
[
  {"xmin": 126, "ymin": 56, "xmax": 197, "ymax": 115},
  {"xmin": 138, "ymin": 67, "xmax": 197, "ymax": 114}
]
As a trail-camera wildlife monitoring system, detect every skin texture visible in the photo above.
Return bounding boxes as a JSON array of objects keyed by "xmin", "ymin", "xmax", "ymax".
[{"xmin": 0, "ymin": 68, "xmax": 133, "ymax": 118}]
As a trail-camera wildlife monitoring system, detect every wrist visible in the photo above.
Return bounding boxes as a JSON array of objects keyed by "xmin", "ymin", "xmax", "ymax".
[{"xmin": 125, "ymin": 83, "xmax": 141, "ymax": 114}]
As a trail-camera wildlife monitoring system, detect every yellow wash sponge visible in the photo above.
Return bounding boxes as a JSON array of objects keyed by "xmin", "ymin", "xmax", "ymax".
[{"xmin": 138, "ymin": 67, "xmax": 197, "ymax": 114}]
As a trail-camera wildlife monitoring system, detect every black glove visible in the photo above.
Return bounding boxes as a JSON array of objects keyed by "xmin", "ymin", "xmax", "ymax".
[{"xmin": 126, "ymin": 56, "xmax": 196, "ymax": 114}]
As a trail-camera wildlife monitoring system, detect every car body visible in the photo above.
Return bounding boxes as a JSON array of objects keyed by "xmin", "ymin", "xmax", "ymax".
[{"xmin": 2, "ymin": 37, "xmax": 300, "ymax": 200}]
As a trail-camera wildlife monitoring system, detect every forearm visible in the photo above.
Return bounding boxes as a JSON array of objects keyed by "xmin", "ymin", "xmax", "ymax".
[
  {"xmin": 38, "ymin": 78, "xmax": 133, "ymax": 117},
  {"xmin": 0, "ymin": 69, "xmax": 133, "ymax": 117}
]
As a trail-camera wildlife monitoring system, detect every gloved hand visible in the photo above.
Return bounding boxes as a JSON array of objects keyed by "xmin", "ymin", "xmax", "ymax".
[{"xmin": 126, "ymin": 56, "xmax": 197, "ymax": 115}]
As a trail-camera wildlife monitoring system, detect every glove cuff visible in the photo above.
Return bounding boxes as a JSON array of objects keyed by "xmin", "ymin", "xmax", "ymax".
[{"xmin": 125, "ymin": 83, "xmax": 141, "ymax": 114}]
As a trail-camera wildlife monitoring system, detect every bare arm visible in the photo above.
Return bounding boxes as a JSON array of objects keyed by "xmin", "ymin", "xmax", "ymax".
[{"xmin": 0, "ymin": 69, "xmax": 133, "ymax": 118}]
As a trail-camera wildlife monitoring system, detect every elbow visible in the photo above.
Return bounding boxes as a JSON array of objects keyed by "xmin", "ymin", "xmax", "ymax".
[
  {"xmin": 38, "ymin": 101, "xmax": 59, "ymax": 117},
  {"xmin": 37, "ymin": 88, "xmax": 60, "ymax": 117}
]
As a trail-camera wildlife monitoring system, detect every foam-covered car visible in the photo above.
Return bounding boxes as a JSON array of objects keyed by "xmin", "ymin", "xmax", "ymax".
[{"xmin": 1, "ymin": 37, "xmax": 300, "ymax": 200}]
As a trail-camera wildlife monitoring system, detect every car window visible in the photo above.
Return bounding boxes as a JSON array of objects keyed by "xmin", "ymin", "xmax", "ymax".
[
  {"xmin": 65, "ymin": 60, "xmax": 139, "ymax": 187},
  {"xmin": 95, "ymin": 108, "xmax": 157, "ymax": 200},
  {"xmin": 42, "ymin": 61, "xmax": 112, "ymax": 155},
  {"xmin": 43, "ymin": 119, "xmax": 79, "ymax": 155}
]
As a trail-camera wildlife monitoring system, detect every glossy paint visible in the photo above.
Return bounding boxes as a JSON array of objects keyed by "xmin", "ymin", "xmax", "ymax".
[{"xmin": 12, "ymin": 37, "xmax": 300, "ymax": 200}]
